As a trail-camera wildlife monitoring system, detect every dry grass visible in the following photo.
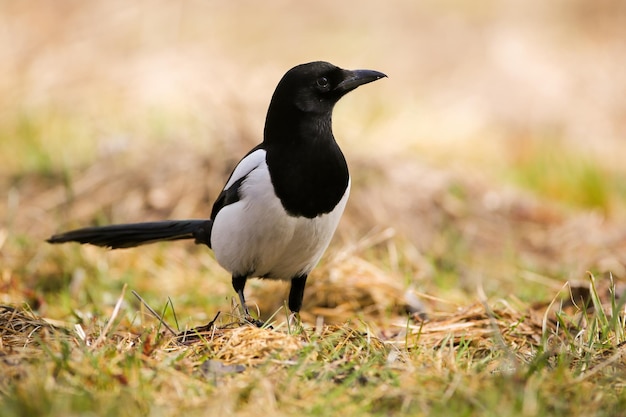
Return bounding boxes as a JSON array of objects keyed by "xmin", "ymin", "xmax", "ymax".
[
  {"xmin": 3, "ymin": 0, "xmax": 626, "ymax": 416},
  {"xmin": 2, "ymin": 274, "xmax": 625, "ymax": 415}
]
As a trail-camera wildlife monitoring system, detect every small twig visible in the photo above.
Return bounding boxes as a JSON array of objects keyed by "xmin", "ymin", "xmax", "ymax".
[
  {"xmin": 92, "ymin": 284, "xmax": 127, "ymax": 348},
  {"xmin": 132, "ymin": 290, "xmax": 177, "ymax": 336},
  {"xmin": 176, "ymin": 311, "xmax": 222, "ymax": 344}
]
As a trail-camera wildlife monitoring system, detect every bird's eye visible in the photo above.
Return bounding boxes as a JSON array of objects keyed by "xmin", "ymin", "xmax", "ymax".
[{"xmin": 316, "ymin": 76, "xmax": 330, "ymax": 90}]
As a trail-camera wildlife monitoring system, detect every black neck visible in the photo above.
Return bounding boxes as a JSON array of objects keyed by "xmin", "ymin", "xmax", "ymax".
[{"xmin": 263, "ymin": 105, "xmax": 349, "ymax": 218}]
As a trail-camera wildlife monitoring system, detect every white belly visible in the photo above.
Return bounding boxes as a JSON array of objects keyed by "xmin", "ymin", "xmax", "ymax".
[{"xmin": 211, "ymin": 159, "xmax": 349, "ymax": 280}]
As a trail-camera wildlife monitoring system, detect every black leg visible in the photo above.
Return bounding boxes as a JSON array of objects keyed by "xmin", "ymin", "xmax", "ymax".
[
  {"xmin": 288, "ymin": 274, "xmax": 308, "ymax": 313},
  {"xmin": 232, "ymin": 275, "xmax": 249, "ymax": 316}
]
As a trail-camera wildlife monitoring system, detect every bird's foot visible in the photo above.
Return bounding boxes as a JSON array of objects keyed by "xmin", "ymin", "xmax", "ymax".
[
  {"xmin": 243, "ymin": 315, "xmax": 272, "ymax": 329},
  {"xmin": 287, "ymin": 312, "xmax": 305, "ymax": 334}
]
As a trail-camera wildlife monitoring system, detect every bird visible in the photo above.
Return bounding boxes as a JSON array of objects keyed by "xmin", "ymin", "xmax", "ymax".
[{"xmin": 48, "ymin": 61, "xmax": 386, "ymax": 320}]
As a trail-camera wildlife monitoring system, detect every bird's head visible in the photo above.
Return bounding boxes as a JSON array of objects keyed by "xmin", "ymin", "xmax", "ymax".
[{"xmin": 270, "ymin": 61, "xmax": 387, "ymax": 115}]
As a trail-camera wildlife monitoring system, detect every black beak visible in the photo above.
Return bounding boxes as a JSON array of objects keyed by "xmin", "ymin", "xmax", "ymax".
[{"xmin": 335, "ymin": 69, "xmax": 387, "ymax": 93}]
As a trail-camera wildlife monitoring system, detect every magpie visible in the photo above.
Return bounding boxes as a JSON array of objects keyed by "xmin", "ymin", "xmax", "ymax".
[{"xmin": 48, "ymin": 61, "xmax": 386, "ymax": 318}]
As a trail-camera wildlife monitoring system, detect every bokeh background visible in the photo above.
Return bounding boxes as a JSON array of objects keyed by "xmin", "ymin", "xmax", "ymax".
[{"xmin": 2, "ymin": 0, "xmax": 626, "ymax": 323}]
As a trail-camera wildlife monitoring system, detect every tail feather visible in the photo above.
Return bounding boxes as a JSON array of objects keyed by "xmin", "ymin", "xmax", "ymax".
[{"xmin": 47, "ymin": 220, "xmax": 212, "ymax": 249}]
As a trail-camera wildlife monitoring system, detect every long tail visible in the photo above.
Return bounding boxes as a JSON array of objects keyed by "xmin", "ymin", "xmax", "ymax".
[{"xmin": 47, "ymin": 220, "xmax": 213, "ymax": 249}]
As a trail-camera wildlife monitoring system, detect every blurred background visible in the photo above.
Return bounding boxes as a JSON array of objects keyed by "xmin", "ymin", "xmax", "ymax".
[{"xmin": 2, "ymin": 0, "xmax": 626, "ymax": 323}]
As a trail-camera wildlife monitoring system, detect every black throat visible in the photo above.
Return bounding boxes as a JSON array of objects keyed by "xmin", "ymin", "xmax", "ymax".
[{"xmin": 264, "ymin": 106, "xmax": 349, "ymax": 219}]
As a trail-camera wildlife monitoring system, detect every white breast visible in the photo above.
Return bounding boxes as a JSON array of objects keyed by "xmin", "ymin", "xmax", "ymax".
[{"xmin": 210, "ymin": 149, "xmax": 349, "ymax": 280}]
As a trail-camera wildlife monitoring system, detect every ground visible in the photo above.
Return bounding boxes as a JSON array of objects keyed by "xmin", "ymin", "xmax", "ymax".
[{"xmin": 2, "ymin": 1, "xmax": 626, "ymax": 416}]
